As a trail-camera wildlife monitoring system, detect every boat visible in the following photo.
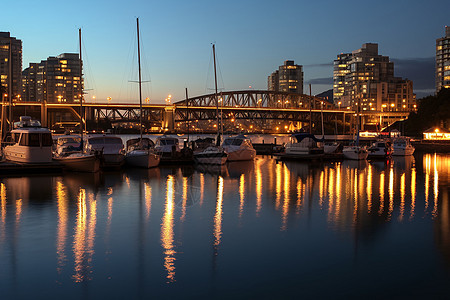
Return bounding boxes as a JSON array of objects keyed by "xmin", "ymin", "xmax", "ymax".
[
  {"xmin": 124, "ymin": 18, "xmax": 160, "ymax": 169},
  {"xmin": 343, "ymin": 145, "xmax": 369, "ymax": 160},
  {"xmin": 53, "ymin": 134, "xmax": 100, "ymax": 172},
  {"xmin": 367, "ymin": 140, "xmax": 392, "ymax": 159},
  {"xmin": 222, "ymin": 134, "xmax": 256, "ymax": 161},
  {"xmin": 193, "ymin": 44, "xmax": 228, "ymax": 165},
  {"xmin": 324, "ymin": 141, "xmax": 342, "ymax": 154},
  {"xmin": 155, "ymin": 135, "xmax": 181, "ymax": 157},
  {"xmin": 342, "ymin": 97, "xmax": 367, "ymax": 160},
  {"xmin": 392, "ymin": 137, "xmax": 415, "ymax": 156},
  {"xmin": 279, "ymin": 133, "xmax": 324, "ymax": 160},
  {"xmin": 84, "ymin": 135, "xmax": 126, "ymax": 169},
  {"xmin": 125, "ymin": 138, "xmax": 160, "ymax": 168},
  {"xmin": 3, "ymin": 116, "xmax": 53, "ymax": 163},
  {"xmin": 194, "ymin": 145, "xmax": 228, "ymax": 165}
]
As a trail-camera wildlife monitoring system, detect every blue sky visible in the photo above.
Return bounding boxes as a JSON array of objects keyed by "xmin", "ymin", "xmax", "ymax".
[{"xmin": 3, "ymin": 0, "xmax": 449, "ymax": 103}]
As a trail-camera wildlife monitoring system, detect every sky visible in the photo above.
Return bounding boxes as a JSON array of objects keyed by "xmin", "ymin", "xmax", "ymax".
[{"xmin": 2, "ymin": 0, "xmax": 450, "ymax": 103}]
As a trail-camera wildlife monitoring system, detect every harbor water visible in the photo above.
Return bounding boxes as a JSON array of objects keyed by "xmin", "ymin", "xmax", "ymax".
[{"xmin": 1, "ymin": 153, "xmax": 450, "ymax": 298}]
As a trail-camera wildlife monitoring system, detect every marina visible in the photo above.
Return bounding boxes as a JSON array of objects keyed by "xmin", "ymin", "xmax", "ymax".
[{"xmin": 0, "ymin": 152, "xmax": 449, "ymax": 298}]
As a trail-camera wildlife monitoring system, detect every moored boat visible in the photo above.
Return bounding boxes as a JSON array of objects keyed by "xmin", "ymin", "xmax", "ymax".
[
  {"xmin": 3, "ymin": 116, "xmax": 53, "ymax": 164},
  {"xmin": 194, "ymin": 146, "xmax": 228, "ymax": 165},
  {"xmin": 368, "ymin": 140, "xmax": 392, "ymax": 159},
  {"xmin": 343, "ymin": 145, "xmax": 369, "ymax": 160},
  {"xmin": 125, "ymin": 138, "xmax": 160, "ymax": 168},
  {"xmin": 392, "ymin": 137, "xmax": 415, "ymax": 156},
  {"xmin": 84, "ymin": 135, "xmax": 125, "ymax": 169},
  {"xmin": 222, "ymin": 134, "xmax": 256, "ymax": 161},
  {"xmin": 279, "ymin": 133, "xmax": 324, "ymax": 160},
  {"xmin": 53, "ymin": 134, "xmax": 100, "ymax": 172}
]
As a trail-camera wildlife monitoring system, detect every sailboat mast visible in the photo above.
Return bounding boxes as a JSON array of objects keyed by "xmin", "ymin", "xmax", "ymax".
[
  {"xmin": 213, "ymin": 44, "xmax": 220, "ymax": 144},
  {"xmin": 79, "ymin": 28, "xmax": 84, "ymax": 142},
  {"xmin": 137, "ymin": 18, "xmax": 143, "ymax": 140}
]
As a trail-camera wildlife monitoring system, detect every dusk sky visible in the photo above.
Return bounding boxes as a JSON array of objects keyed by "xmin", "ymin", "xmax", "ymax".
[{"xmin": 3, "ymin": 0, "xmax": 450, "ymax": 104}]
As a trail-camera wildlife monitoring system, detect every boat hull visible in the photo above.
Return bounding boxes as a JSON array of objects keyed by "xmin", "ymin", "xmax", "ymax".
[
  {"xmin": 4, "ymin": 145, "xmax": 53, "ymax": 164},
  {"xmin": 392, "ymin": 147, "xmax": 415, "ymax": 156},
  {"xmin": 343, "ymin": 146, "xmax": 368, "ymax": 160},
  {"xmin": 226, "ymin": 148, "xmax": 256, "ymax": 162},
  {"xmin": 53, "ymin": 154, "xmax": 100, "ymax": 172},
  {"xmin": 126, "ymin": 150, "xmax": 160, "ymax": 168}
]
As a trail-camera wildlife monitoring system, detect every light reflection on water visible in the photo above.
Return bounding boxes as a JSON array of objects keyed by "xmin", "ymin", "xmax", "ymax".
[{"xmin": 0, "ymin": 153, "xmax": 450, "ymax": 298}]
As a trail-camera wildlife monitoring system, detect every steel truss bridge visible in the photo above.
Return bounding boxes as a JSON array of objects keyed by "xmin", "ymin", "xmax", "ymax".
[{"xmin": 1, "ymin": 90, "xmax": 410, "ymax": 133}]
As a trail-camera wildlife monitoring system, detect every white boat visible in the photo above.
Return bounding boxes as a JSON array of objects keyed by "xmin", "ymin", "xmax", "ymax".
[
  {"xmin": 367, "ymin": 140, "xmax": 392, "ymax": 159},
  {"xmin": 281, "ymin": 133, "xmax": 324, "ymax": 159},
  {"xmin": 52, "ymin": 135, "xmax": 100, "ymax": 172},
  {"xmin": 324, "ymin": 142, "xmax": 342, "ymax": 154},
  {"xmin": 392, "ymin": 137, "xmax": 415, "ymax": 156},
  {"xmin": 155, "ymin": 136, "xmax": 180, "ymax": 157},
  {"xmin": 194, "ymin": 146, "xmax": 228, "ymax": 165},
  {"xmin": 343, "ymin": 145, "xmax": 369, "ymax": 160},
  {"xmin": 3, "ymin": 116, "xmax": 53, "ymax": 163},
  {"xmin": 222, "ymin": 134, "xmax": 256, "ymax": 161},
  {"xmin": 125, "ymin": 138, "xmax": 160, "ymax": 168},
  {"xmin": 84, "ymin": 135, "xmax": 125, "ymax": 169}
]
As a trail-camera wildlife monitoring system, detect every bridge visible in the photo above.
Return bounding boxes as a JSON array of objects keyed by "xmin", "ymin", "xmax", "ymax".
[{"xmin": 1, "ymin": 90, "xmax": 410, "ymax": 134}]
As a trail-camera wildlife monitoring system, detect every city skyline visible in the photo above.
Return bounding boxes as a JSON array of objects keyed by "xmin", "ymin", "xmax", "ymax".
[{"xmin": 3, "ymin": 0, "xmax": 450, "ymax": 103}]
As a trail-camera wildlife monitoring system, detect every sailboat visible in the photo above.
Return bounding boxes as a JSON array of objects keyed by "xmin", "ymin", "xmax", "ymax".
[
  {"xmin": 343, "ymin": 97, "xmax": 368, "ymax": 160},
  {"xmin": 125, "ymin": 18, "xmax": 160, "ymax": 168},
  {"xmin": 53, "ymin": 28, "xmax": 100, "ymax": 172},
  {"xmin": 193, "ymin": 44, "xmax": 227, "ymax": 165}
]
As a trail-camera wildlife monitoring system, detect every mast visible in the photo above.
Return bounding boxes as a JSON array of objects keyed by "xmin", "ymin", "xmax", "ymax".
[
  {"xmin": 185, "ymin": 87, "xmax": 189, "ymax": 142},
  {"xmin": 309, "ymin": 84, "xmax": 312, "ymax": 134},
  {"xmin": 79, "ymin": 28, "xmax": 84, "ymax": 143},
  {"xmin": 213, "ymin": 44, "xmax": 220, "ymax": 145},
  {"xmin": 8, "ymin": 38, "xmax": 12, "ymax": 131},
  {"xmin": 137, "ymin": 17, "xmax": 143, "ymax": 140}
]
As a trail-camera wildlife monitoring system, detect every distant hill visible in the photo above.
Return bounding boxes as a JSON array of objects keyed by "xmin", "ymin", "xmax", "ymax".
[{"xmin": 315, "ymin": 89, "xmax": 333, "ymax": 103}]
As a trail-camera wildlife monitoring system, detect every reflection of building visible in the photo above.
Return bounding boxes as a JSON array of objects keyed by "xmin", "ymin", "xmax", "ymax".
[
  {"xmin": 436, "ymin": 26, "xmax": 450, "ymax": 92},
  {"xmin": 333, "ymin": 43, "xmax": 415, "ymax": 112},
  {"xmin": 0, "ymin": 32, "xmax": 22, "ymax": 100},
  {"xmin": 22, "ymin": 53, "xmax": 82, "ymax": 103},
  {"xmin": 268, "ymin": 60, "xmax": 303, "ymax": 94}
]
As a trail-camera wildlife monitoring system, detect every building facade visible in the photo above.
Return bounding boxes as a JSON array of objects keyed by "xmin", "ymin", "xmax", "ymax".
[
  {"xmin": 22, "ymin": 53, "xmax": 82, "ymax": 103},
  {"xmin": 0, "ymin": 32, "xmax": 22, "ymax": 100},
  {"xmin": 268, "ymin": 60, "xmax": 303, "ymax": 94},
  {"xmin": 333, "ymin": 43, "xmax": 415, "ymax": 112},
  {"xmin": 436, "ymin": 26, "xmax": 450, "ymax": 92}
]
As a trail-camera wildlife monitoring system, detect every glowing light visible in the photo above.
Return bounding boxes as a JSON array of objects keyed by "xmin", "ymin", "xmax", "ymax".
[{"xmin": 213, "ymin": 176, "xmax": 224, "ymax": 247}]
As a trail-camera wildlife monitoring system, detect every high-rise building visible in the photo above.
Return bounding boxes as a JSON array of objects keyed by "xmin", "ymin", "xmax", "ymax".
[
  {"xmin": 436, "ymin": 26, "xmax": 450, "ymax": 92},
  {"xmin": 22, "ymin": 53, "xmax": 82, "ymax": 103},
  {"xmin": 268, "ymin": 60, "xmax": 303, "ymax": 94},
  {"xmin": 0, "ymin": 32, "xmax": 22, "ymax": 100},
  {"xmin": 333, "ymin": 43, "xmax": 415, "ymax": 112}
]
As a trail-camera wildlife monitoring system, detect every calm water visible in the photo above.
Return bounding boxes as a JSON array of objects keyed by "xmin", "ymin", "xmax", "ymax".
[{"xmin": 1, "ymin": 153, "xmax": 450, "ymax": 299}]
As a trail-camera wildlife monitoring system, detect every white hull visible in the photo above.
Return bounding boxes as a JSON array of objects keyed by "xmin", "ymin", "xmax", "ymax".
[
  {"xmin": 343, "ymin": 146, "xmax": 368, "ymax": 160},
  {"xmin": 126, "ymin": 150, "xmax": 160, "ymax": 168},
  {"xmin": 53, "ymin": 153, "xmax": 100, "ymax": 172},
  {"xmin": 324, "ymin": 142, "xmax": 341, "ymax": 154},
  {"xmin": 194, "ymin": 146, "xmax": 228, "ymax": 165},
  {"xmin": 392, "ymin": 146, "xmax": 415, "ymax": 156},
  {"xmin": 4, "ymin": 145, "xmax": 53, "ymax": 164},
  {"xmin": 226, "ymin": 148, "xmax": 256, "ymax": 161}
]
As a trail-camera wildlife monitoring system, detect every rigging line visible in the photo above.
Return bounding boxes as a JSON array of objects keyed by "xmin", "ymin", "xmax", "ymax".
[
  {"xmin": 215, "ymin": 50, "xmax": 225, "ymax": 92},
  {"xmin": 118, "ymin": 24, "xmax": 136, "ymax": 103},
  {"xmin": 136, "ymin": 29, "xmax": 153, "ymax": 102},
  {"xmin": 81, "ymin": 38, "xmax": 97, "ymax": 99},
  {"xmin": 205, "ymin": 47, "xmax": 214, "ymax": 94}
]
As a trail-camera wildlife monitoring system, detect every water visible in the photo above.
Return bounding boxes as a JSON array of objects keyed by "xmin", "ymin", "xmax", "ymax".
[{"xmin": 0, "ymin": 153, "xmax": 450, "ymax": 299}]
